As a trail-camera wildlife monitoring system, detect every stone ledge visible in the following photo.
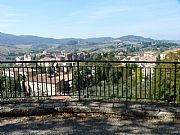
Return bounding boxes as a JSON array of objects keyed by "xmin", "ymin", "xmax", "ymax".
[
  {"xmin": 1, "ymin": 100, "xmax": 180, "ymax": 118},
  {"xmin": 1, "ymin": 105, "xmax": 180, "ymax": 119}
]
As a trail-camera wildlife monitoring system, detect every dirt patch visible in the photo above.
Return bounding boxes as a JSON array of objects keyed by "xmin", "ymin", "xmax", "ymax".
[{"xmin": 50, "ymin": 96, "xmax": 72, "ymax": 101}]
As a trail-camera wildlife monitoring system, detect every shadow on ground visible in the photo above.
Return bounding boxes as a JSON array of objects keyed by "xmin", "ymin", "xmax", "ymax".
[{"xmin": 0, "ymin": 116, "xmax": 179, "ymax": 135}]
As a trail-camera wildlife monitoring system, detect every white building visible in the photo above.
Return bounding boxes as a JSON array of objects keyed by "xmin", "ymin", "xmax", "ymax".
[
  {"xmin": 38, "ymin": 57, "xmax": 56, "ymax": 67},
  {"xmin": 24, "ymin": 55, "xmax": 31, "ymax": 61},
  {"xmin": 141, "ymin": 57, "xmax": 157, "ymax": 78},
  {"xmin": 26, "ymin": 73, "xmax": 72, "ymax": 96},
  {"xmin": 4, "ymin": 68, "xmax": 36, "ymax": 78},
  {"xmin": 143, "ymin": 51, "xmax": 156, "ymax": 58},
  {"xmin": 15, "ymin": 55, "xmax": 32, "ymax": 66}
]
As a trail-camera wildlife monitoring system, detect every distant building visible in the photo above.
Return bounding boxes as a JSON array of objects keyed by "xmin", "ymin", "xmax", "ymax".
[
  {"xmin": 160, "ymin": 48, "xmax": 180, "ymax": 60},
  {"xmin": 42, "ymin": 51, "xmax": 47, "ymax": 54},
  {"xmin": 15, "ymin": 55, "xmax": 32, "ymax": 66},
  {"xmin": 141, "ymin": 57, "xmax": 157, "ymax": 78},
  {"xmin": 4, "ymin": 68, "xmax": 36, "ymax": 78},
  {"xmin": 26, "ymin": 73, "xmax": 72, "ymax": 96},
  {"xmin": 24, "ymin": 55, "xmax": 31, "ymax": 61},
  {"xmin": 54, "ymin": 61, "xmax": 76, "ymax": 72},
  {"xmin": 72, "ymin": 54, "xmax": 78, "ymax": 60},
  {"xmin": 65, "ymin": 53, "xmax": 72, "ymax": 60},
  {"xmin": 38, "ymin": 57, "xmax": 56, "ymax": 67},
  {"xmin": 143, "ymin": 51, "xmax": 157, "ymax": 58}
]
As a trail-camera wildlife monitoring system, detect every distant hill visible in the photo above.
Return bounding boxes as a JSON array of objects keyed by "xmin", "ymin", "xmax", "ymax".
[
  {"xmin": 0, "ymin": 32, "xmax": 58, "ymax": 45},
  {"xmin": 118, "ymin": 35, "xmax": 155, "ymax": 42},
  {"xmin": 0, "ymin": 32, "xmax": 156, "ymax": 45}
]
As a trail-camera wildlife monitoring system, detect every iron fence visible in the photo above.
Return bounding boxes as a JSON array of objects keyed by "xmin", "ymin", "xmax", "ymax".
[{"xmin": 0, "ymin": 60, "xmax": 180, "ymax": 106}]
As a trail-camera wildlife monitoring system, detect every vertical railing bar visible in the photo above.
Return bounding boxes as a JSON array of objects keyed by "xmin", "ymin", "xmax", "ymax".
[
  {"xmin": 67, "ymin": 66, "xmax": 70, "ymax": 95},
  {"xmin": 125, "ymin": 63, "xmax": 128, "ymax": 108},
  {"xmin": 154, "ymin": 68, "xmax": 156, "ymax": 100},
  {"xmin": 159, "ymin": 68, "xmax": 161, "ymax": 100},
  {"xmin": 45, "ymin": 65, "xmax": 48, "ymax": 97},
  {"xmin": 31, "ymin": 67, "xmax": 35, "ymax": 97},
  {"xmin": 122, "ymin": 67, "xmax": 124, "ymax": 98},
  {"xmin": 27, "ymin": 66, "xmax": 30, "ymax": 97},
  {"xmin": 91, "ymin": 66, "xmax": 93, "ymax": 97},
  {"xmin": 58, "ymin": 64, "xmax": 61, "ymax": 96},
  {"xmin": 0, "ymin": 78, "xmax": 2, "ymax": 98},
  {"xmin": 99, "ymin": 66, "xmax": 102, "ymax": 97},
  {"xmin": 135, "ymin": 67, "xmax": 137, "ymax": 100},
  {"xmin": 8, "ymin": 68, "xmax": 12, "ymax": 98},
  {"xmin": 53, "ymin": 64, "xmax": 56, "ymax": 96},
  {"xmin": 35, "ymin": 63, "xmax": 39, "ymax": 100},
  {"xmin": 112, "ymin": 67, "xmax": 115, "ymax": 97},
  {"xmin": 174, "ymin": 63, "xmax": 177, "ymax": 106},
  {"xmin": 86, "ymin": 66, "xmax": 88, "ymax": 97},
  {"xmin": 40, "ymin": 63, "xmax": 43, "ymax": 97},
  {"xmin": 72, "ymin": 64, "xmax": 74, "ymax": 96},
  {"xmin": 50, "ymin": 66, "xmax": 52, "ymax": 96},
  {"xmin": 63, "ymin": 66, "xmax": 65, "ymax": 96},
  {"xmin": 0, "ymin": 65, "xmax": 3, "ymax": 98},
  {"xmin": 13, "ymin": 67, "xmax": 16, "ymax": 98},
  {"xmin": 54, "ymin": 64, "xmax": 57, "ymax": 96},
  {"xmin": 82, "ymin": 66, "xmax": 84, "ymax": 96},
  {"xmin": 145, "ymin": 68, "xmax": 147, "ymax": 99},
  {"xmin": 140, "ymin": 67, "xmax": 142, "ymax": 99},
  {"xmin": 170, "ymin": 68, "xmax": 172, "ymax": 100},
  {"xmin": 117, "ymin": 67, "xmax": 119, "ymax": 98},
  {"xmin": 164, "ymin": 68, "xmax": 167, "ymax": 100},
  {"xmin": 77, "ymin": 61, "xmax": 81, "ymax": 101},
  {"xmin": 18, "ymin": 67, "xmax": 21, "ymax": 98},
  {"xmin": 22, "ymin": 63, "xmax": 25, "ymax": 98},
  {"xmin": 95, "ymin": 66, "xmax": 97, "ymax": 96},
  {"xmin": 3, "ymin": 67, "xmax": 7, "ymax": 98},
  {"xmin": 130, "ymin": 67, "xmax": 132, "ymax": 99},
  {"xmin": 108, "ymin": 66, "xmax": 110, "ymax": 97},
  {"xmin": 150, "ymin": 68, "xmax": 152, "ymax": 99}
]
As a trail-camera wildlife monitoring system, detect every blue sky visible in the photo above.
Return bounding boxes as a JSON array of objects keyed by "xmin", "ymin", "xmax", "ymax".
[{"xmin": 0, "ymin": 0, "xmax": 180, "ymax": 40}]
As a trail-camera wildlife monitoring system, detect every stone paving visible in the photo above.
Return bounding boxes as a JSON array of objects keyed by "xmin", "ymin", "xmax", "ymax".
[
  {"xmin": 0, "ymin": 115, "xmax": 180, "ymax": 135},
  {"xmin": 0, "ymin": 99, "xmax": 180, "ymax": 135}
]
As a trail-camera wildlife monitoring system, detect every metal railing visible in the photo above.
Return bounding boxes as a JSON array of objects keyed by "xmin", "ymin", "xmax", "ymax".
[{"xmin": 0, "ymin": 60, "xmax": 180, "ymax": 106}]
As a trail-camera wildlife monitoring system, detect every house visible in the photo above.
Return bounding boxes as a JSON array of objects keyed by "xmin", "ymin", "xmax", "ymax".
[
  {"xmin": 4, "ymin": 68, "xmax": 36, "ymax": 78},
  {"xmin": 141, "ymin": 57, "xmax": 157, "ymax": 78},
  {"xmin": 160, "ymin": 48, "xmax": 180, "ymax": 60},
  {"xmin": 38, "ymin": 57, "xmax": 56, "ymax": 67},
  {"xmin": 53, "ymin": 61, "xmax": 76, "ymax": 72},
  {"xmin": 26, "ymin": 73, "xmax": 72, "ymax": 96},
  {"xmin": 16, "ymin": 55, "xmax": 31, "ymax": 62},
  {"xmin": 143, "ymin": 51, "xmax": 157, "ymax": 58}
]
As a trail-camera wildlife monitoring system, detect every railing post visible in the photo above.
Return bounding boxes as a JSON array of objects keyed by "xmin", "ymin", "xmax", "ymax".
[
  {"xmin": 174, "ymin": 63, "xmax": 177, "ymax": 107},
  {"xmin": 77, "ymin": 61, "xmax": 81, "ymax": 101}
]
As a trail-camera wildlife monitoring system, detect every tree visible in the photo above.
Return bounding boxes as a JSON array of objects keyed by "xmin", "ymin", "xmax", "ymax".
[{"xmin": 47, "ymin": 66, "xmax": 55, "ymax": 75}]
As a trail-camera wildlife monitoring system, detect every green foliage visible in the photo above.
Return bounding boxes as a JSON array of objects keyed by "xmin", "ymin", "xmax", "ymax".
[{"xmin": 47, "ymin": 66, "xmax": 55, "ymax": 74}]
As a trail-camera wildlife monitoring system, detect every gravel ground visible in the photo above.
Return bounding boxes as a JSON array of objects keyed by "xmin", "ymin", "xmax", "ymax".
[{"xmin": 0, "ymin": 115, "xmax": 180, "ymax": 135}]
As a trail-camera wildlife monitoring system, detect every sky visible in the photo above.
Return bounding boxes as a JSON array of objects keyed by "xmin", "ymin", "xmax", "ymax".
[{"xmin": 0, "ymin": 0, "xmax": 180, "ymax": 40}]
